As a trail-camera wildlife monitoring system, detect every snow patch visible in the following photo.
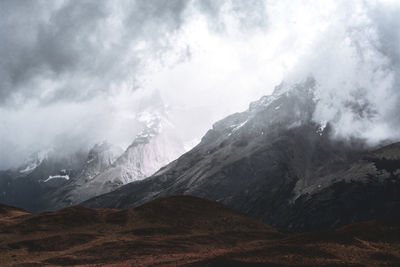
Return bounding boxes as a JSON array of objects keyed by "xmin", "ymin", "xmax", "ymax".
[
  {"xmin": 19, "ymin": 163, "xmax": 38, "ymax": 173},
  {"xmin": 44, "ymin": 175, "xmax": 70, "ymax": 182},
  {"xmin": 232, "ymin": 120, "xmax": 248, "ymax": 132}
]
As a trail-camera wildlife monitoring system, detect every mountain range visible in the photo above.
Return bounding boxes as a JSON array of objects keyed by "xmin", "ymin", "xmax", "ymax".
[
  {"xmin": 0, "ymin": 105, "xmax": 185, "ymax": 212},
  {"xmin": 1, "ymin": 77, "xmax": 400, "ymax": 233},
  {"xmin": 83, "ymin": 78, "xmax": 400, "ymax": 232}
]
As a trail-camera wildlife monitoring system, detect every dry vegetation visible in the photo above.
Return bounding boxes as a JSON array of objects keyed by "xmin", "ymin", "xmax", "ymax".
[{"xmin": 0, "ymin": 196, "xmax": 399, "ymax": 266}]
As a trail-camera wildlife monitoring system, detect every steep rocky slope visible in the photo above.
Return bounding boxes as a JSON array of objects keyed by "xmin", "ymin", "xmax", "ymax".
[
  {"xmin": 42, "ymin": 117, "xmax": 185, "ymax": 210},
  {"xmin": 84, "ymin": 78, "xmax": 400, "ymax": 231}
]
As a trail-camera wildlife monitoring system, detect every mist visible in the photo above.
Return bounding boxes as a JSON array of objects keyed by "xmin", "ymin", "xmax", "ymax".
[{"xmin": 1, "ymin": 0, "xmax": 399, "ymax": 170}]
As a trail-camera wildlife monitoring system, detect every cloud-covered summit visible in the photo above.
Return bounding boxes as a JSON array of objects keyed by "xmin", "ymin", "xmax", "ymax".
[{"xmin": 1, "ymin": 0, "xmax": 399, "ymax": 169}]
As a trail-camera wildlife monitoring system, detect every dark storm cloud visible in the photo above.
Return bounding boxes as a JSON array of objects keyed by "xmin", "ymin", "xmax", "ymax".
[
  {"xmin": 2, "ymin": 0, "xmax": 398, "ymax": 171},
  {"xmin": 0, "ymin": 0, "xmax": 267, "ymax": 106},
  {"xmin": 0, "ymin": 0, "xmax": 191, "ymax": 105},
  {"xmin": 0, "ymin": 0, "xmax": 269, "ymax": 169}
]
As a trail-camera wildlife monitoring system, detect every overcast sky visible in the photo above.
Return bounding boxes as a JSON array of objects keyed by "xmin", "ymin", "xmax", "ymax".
[{"xmin": 1, "ymin": 0, "xmax": 399, "ymax": 169}]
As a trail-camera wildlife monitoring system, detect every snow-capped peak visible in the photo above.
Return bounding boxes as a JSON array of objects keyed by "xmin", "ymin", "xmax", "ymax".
[
  {"xmin": 134, "ymin": 105, "xmax": 177, "ymax": 142},
  {"xmin": 249, "ymin": 77, "xmax": 316, "ymax": 112}
]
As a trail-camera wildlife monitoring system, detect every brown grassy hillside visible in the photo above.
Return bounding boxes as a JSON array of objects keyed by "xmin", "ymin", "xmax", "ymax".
[{"xmin": 0, "ymin": 196, "xmax": 399, "ymax": 266}]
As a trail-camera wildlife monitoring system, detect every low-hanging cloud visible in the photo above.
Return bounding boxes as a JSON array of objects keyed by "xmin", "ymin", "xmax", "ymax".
[
  {"xmin": 0, "ymin": 0, "xmax": 269, "ymax": 169},
  {"xmin": 0, "ymin": 0, "xmax": 399, "ymax": 170},
  {"xmin": 285, "ymin": 0, "xmax": 400, "ymax": 144}
]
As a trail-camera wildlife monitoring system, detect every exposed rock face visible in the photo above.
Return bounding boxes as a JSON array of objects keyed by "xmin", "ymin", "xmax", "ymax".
[
  {"xmin": 95, "ymin": 115, "xmax": 185, "ymax": 185},
  {"xmin": 43, "ymin": 118, "xmax": 185, "ymax": 210},
  {"xmin": 83, "ymin": 78, "xmax": 400, "ymax": 232},
  {"xmin": 0, "ymin": 107, "xmax": 185, "ymax": 212},
  {"xmin": 77, "ymin": 142, "xmax": 124, "ymax": 181}
]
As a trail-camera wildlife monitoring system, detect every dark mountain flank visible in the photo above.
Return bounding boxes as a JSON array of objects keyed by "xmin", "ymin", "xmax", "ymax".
[{"xmin": 83, "ymin": 78, "xmax": 400, "ymax": 232}]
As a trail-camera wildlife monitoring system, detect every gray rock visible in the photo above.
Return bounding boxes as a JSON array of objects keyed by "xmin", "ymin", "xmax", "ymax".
[{"xmin": 83, "ymin": 78, "xmax": 400, "ymax": 231}]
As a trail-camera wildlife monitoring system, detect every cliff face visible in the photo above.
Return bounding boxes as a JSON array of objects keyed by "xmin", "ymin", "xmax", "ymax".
[{"xmin": 40, "ymin": 110, "xmax": 185, "ymax": 211}]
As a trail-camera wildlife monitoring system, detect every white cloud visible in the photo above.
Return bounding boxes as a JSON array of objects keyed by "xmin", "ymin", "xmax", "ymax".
[{"xmin": 1, "ymin": 0, "xmax": 400, "ymax": 169}]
